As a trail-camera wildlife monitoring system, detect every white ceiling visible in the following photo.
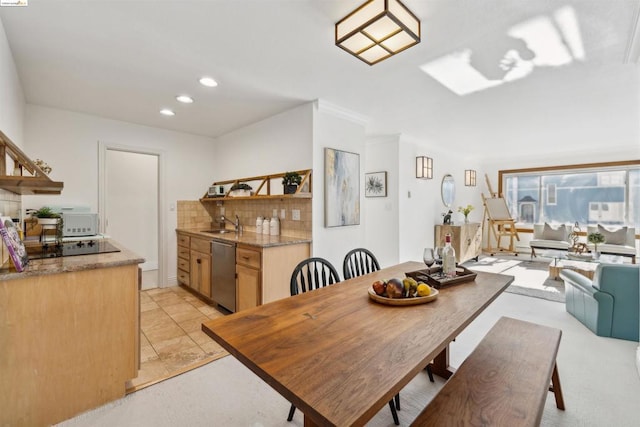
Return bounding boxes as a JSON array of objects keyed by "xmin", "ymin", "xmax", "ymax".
[{"xmin": 1, "ymin": 0, "xmax": 639, "ymax": 155}]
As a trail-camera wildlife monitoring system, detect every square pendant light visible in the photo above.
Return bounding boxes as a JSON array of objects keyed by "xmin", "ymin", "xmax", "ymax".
[{"xmin": 336, "ymin": 0, "xmax": 421, "ymax": 65}]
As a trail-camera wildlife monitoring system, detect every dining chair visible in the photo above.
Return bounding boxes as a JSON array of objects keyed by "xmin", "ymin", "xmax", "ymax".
[
  {"xmin": 343, "ymin": 247, "xmax": 381, "ymax": 280},
  {"xmin": 288, "ymin": 257, "xmax": 341, "ymax": 422},
  {"xmin": 289, "ymin": 257, "xmax": 341, "ymax": 296}
]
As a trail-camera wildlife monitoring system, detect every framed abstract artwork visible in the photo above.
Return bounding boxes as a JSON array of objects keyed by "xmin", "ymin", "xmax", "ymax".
[
  {"xmin": 325, "ymin": 147, "xmax": 360, "ymax": 227},
  {"xmin": 365, "ymin": 171, "xmax": 387, "ymax": 197}
]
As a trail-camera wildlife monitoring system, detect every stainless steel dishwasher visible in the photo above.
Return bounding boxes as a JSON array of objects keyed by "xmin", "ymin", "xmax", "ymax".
[{"xmin": 211, "ymin": 240, "xmax": 237, "ymax": 313}]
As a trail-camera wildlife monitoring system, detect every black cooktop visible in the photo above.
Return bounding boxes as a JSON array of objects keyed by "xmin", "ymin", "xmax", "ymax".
[{"xmin": 27, "ymin": 240, "xmax": 121, "ymax": 260}]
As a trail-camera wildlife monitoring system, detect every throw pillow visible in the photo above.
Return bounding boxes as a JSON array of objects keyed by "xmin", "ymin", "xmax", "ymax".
[
  {"xmin": 542, "ymin": 223, "xmax": 566, "ymax": 241},
  {"xmin": 597, "ymin": 225, "xmax": 627, "ymax": 245}
]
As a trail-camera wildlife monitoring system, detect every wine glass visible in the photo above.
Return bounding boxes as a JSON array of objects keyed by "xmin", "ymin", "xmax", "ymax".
[
  {"xmin": 433, "ymin": 247, "xmax": 444, "ymax": 277},
  {"xmin": 423, "ymin": 248, "xmax": 435, "ymax": 272}
]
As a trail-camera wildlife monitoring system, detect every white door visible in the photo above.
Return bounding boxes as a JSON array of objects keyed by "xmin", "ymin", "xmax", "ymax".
[{"xmin": 103, "ymin": 148, "xmax": 159, "ymax": 289}]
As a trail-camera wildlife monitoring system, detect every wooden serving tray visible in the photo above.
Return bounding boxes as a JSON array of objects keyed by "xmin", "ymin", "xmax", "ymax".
[
  {"xmin": 368, "ymin": 287, "xmax": 439, "ymax": 305},
  {"xmin": 405, "ymin": 266, "xmax": 477, "ymax": 289}
]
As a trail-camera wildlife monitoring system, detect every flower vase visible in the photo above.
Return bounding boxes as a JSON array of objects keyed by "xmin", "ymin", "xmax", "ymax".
[{"xmin": 464, "ymin": 216, "xmax": 469, "ymax": 224}]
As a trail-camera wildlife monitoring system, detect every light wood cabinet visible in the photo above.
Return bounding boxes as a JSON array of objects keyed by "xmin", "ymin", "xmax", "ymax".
[
  {"xmin": 190, "ymin": 236, "xmax": 212, "ymax": 298},
  {"xmin": 236, "ymin": 246, "xmax": 261, "ymax": 311},
  {"xmin": 177, "ymin": 231, "xmax": 213, "ymax": 299},
  {"xmin": 235, "ymin": 242, "xmax": 310, "ymax": 311},
  {"xmin": 435, "ymin": 222, "xmax": 482, "ymax": 264},
  {"xmin": 177, "ymin": 232, "xmax": 190, "ymax": 286}
]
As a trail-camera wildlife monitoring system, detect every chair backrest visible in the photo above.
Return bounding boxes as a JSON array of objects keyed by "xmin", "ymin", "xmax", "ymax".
[
  {"xmin": 343, "ymin": 248, "xmax": 381, "ymax": 280},
  {"xmin": 593, "ymin": 264, "xmax": 640, "ymax": 340},
  {"xmin": 290, "ymin": 257, "xmax": 341, "ymax": 296}
]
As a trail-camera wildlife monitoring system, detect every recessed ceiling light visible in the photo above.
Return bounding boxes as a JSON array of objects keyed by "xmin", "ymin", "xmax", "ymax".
[
  {"xmin": 176, "ymin": 95, "xmax": 194, "ymax": 103},
  {"xmin": 199, "ymin": 77, "xmax": 218, "ymax": 87},
  {"xmin": 160, "ymin": 109, "xmax": 175, "ymax": 116}
]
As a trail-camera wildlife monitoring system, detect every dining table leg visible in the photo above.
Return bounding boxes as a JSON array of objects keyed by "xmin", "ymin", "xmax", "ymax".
[
  {"xmin": 430, "ymin": 344, "xmax": 455, "ymax": 379},
  {"xmin": 304, "ymin": 414, "xmax": 319, "ymax": 427}
]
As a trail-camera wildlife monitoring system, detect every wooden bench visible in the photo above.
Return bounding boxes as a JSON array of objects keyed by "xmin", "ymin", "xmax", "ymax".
[{"xmin": 411, "ymin": 316, "xmax": 565, "ymax": 426}]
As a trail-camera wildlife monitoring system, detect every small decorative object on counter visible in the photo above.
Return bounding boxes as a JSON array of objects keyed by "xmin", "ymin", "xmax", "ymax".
[
  {"xmin": 442, "ymin": 210, "xmax": 453, "ymax": 225},
  {"xmin": 442, "ymin": 233, "xmax": 456, "ymax": 278},
  {"xmin": 262, "ymin": 217, "xmax": 270, "ymax": 235},
  {"xmin": 457, "ymin": 204, "xmax": 474, "ymax": 223},
  {"xmin": 256, "ymin": 216, "xmax": 263, "ymax": 234},
  {"xmin": 270, "ymin": 217, "xmax": 280, "ymax": 236}
]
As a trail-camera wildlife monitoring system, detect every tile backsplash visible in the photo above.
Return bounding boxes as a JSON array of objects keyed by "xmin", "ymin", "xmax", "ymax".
[{"xmin": 177, "ymin": 198, "xmax": 311, "ymax": 238}]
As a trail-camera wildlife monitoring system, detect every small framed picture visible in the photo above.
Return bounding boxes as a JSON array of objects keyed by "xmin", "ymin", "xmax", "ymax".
[{"xmin": 365, "ymin": 171, "xmax": 387, "ymax": 197}]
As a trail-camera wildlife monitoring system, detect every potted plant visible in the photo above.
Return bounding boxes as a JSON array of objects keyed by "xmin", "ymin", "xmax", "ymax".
[
  {"xmin": 282, "ymin": 171, "xmax": 302, "ymax": 194},
  {"xmin": 32, "ymin": 206, "xmax": 61, "ymax": 225},
  {"xmin": 587, "ymin": 232, "xmax": 606, "ymax": 259},
  {"xmin": 31, "ymin": 206, "xmax": 64, "ymax": 243},
  {"xmin": 457, "ymin": 204, "xmax": 474, "ymax": 223},
  {"xmin": 229, "ymin": 182, "xmax": 252, "ymax": 197}
]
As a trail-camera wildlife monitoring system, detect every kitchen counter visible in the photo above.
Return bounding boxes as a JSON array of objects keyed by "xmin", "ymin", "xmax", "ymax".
[
  {"xmin": 176, "ymin": 228, "xmax": 312, "ymax": 248},
  {"xmin": 0, "ymin": 239, "xmax": 143, "ymax": 426},
  {"xmin": 0, "ymin": 239, "xmax": 144, "ymax": 281}
]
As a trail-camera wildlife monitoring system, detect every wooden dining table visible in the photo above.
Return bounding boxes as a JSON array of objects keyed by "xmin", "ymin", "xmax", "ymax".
[{"xmin": 202, "ymin": 261, "xmax": 514, "ymax": 426}]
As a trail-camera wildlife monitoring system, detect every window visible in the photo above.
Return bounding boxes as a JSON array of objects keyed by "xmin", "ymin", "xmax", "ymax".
[{"xmin": 499, "ymin": 161, "xmax": 639, "ymax": 229}]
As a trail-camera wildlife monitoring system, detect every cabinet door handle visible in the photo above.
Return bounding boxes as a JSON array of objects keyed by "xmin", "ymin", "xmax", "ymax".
[
  {"xmin": 197, "ymin": 259, "xmax": 201, "ymax": 264},
  {"xmin": 242, "ymin": 256, "xmax": 250, "ymax": 260}
]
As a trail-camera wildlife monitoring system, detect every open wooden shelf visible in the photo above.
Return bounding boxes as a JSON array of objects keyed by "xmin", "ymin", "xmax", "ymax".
[
  {"xmin": 200, "ymin": 169, "xmax": 311, "ymax": 202},
  {"xmin": 0, "ymin": 130, "xmax": 63, "ymax": 195}
]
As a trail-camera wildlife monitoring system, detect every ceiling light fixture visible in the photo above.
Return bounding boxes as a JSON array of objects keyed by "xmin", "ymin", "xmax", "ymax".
[
  {"xmin": 159, "ymin": 109, "xmax": 175, "ymax": 116},
  {"xmin": 335, "ymin": 0, "xmax": 420, "ymax": 66},
  {"xmin": 176, "ymin": 95, "xmax": 194, "ymax": 104},
  {"xmin": 199, "ymin": 77, "xmax": 218, "ymax": 87}
]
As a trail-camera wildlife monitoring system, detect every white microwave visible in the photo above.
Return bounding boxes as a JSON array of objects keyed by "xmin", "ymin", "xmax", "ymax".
[{"xmin": 61, "ymin": 213, "xmax": 98, "ymax": 237}]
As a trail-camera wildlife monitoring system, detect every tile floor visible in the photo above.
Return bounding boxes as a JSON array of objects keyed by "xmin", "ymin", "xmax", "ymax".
[{"xmin": 126, "ymin": 286, "xmax": 228, "ymax": 393}]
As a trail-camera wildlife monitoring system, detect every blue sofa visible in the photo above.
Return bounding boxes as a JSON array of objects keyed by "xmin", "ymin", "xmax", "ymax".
[{"xmin": 561, "ymin": 264, "xmax": 640, "ymax": 341}]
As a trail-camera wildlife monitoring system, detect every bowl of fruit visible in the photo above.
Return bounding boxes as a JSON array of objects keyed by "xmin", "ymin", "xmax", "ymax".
[{"xmin": 368, "ymin": 277, "xmax": 439, "ymax": 306}]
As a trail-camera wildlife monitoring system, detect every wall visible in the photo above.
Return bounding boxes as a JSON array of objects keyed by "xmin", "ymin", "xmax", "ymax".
[
  {"xmin": 0, "ymin": 17, "xmax": 24, "ymax": 268},
  {"xmin": 22, "ymin": 105, "xmax": 217, "ymax": 284},
  {"xmin": 213, "ymin": 103, "xmax": 313, "ymax": 183},
  {"xmin": 0, "ymin": 17, "xmax": 24, "ymax": 147},
  {"xmin": 311, "ymin": 100, "xmax": 367, "ymax": 271}
]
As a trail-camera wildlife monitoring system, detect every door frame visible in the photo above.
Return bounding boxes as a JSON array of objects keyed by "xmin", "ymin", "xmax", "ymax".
[{"xmin": 98, "ymin": 141, "xmax": 166, "ymax": 287}]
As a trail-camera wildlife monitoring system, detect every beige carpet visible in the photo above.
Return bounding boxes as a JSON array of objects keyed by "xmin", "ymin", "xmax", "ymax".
[{"xmin": 462, "ymin": 255, "xmax": 565, "ymax": 302}]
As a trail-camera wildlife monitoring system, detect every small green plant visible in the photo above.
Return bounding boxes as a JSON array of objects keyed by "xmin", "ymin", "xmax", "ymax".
[
  {"xmin": 230, "ymin": 183, "xmax": 252, "ymax": 191},
  {"xmin": 457, "ymin": 204, "xmax": 474, "ymax": 217},
  {"xmin": 32, "ymin": 206, "xmax": 60, "ymax": 218},
  {"xmin": 587, "ymin": 232, "xmax": 606, "ymax": 252},
  {"xmin": 282, "ymin": 171, "xmax": 302, "ymax": 186}
]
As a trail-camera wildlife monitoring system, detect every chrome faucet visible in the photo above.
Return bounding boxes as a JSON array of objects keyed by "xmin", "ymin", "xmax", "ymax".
[{"xmin": 220, "ymin": 215, "xmax": 240, "ymax": 232}]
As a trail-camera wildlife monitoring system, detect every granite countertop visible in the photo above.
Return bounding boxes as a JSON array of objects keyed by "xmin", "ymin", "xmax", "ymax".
[
  {"xmin": 177, "ymin": 228, "xmax": 312, "ymax": 248},
  {"xmin": 0, "ymin": 240, "xmax": 145, "ymax": 281}
]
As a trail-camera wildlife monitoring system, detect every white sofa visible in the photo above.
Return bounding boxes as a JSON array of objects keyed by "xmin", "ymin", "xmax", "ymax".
[
  {"xmin": 529, "ymin": 223, "xmax": 571, "ymax": 258},
  {"xmin": 587, "ymin": 225, "xmax": 637, "ymax": 264}
]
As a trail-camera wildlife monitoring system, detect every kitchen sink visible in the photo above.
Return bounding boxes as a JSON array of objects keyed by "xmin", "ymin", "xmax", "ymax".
[{"xmin": 201, "ymin": 229, "xmax": 234, "ymax": 234}]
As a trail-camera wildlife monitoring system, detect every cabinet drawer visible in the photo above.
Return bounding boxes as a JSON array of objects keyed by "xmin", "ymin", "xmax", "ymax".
[
  {"xmin": 177, "ymin": 269, "xmax": 190, "ymax": 285},
  {"xmin": 177, "ymin": 234, "xmax": 190, "ymax": 247},
  {"xmin": 237, "ymin": 247, "xmax": 261, "ymax": 269},
  {"xmin": 177, "ymin": 246, "xmax": 190, "ymax": 260},
  {"xmin": 191, "ymin": 238, "xmax": 211, "ymax": 254},
  {"xmin": 178, "ymin": 257, "xmax": 189, "ymax": 272}
]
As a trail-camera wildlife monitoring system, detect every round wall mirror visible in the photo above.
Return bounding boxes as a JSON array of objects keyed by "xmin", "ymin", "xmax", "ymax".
[{"xmin": 441, "ymin": 174, "xmax": 456, "ymax": 208}]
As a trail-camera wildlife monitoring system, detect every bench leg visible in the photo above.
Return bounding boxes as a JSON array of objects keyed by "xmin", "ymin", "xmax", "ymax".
[{"xmin": 549, "ymin": 363, "xmax": 565, "ymax": 410}]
